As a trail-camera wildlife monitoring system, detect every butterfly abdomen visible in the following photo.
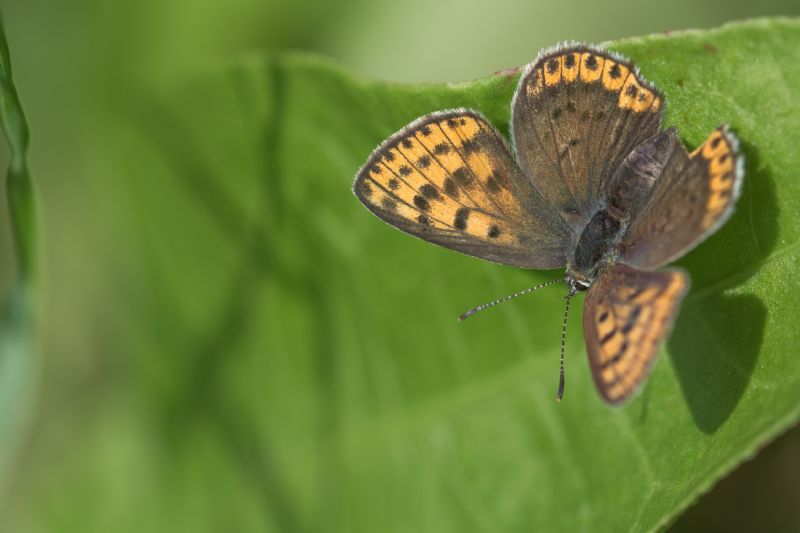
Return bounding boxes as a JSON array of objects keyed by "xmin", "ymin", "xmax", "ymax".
[{"xmin": 571, "ymin": 209, "xmax": 622, "ymax": 278}]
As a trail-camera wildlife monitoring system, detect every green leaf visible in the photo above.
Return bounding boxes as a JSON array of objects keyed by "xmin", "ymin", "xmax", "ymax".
[
  {"xmin": 0, "ymin": 12, "xmax": 39, "ymax": 497},
  {"xmin": 14, "ymin": 17, "xmax": 800, "ymax": 532}
]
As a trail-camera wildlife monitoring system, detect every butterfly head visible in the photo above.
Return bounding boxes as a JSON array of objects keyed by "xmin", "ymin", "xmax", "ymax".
[{"xmin": 566, "ymin": 273, "xmax": 591, "ymax": 293}]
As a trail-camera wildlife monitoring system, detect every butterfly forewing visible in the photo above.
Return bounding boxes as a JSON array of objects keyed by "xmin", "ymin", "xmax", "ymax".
[
  {"xmin": 354, "ymin": 109, "xmax": 571, "ymax": 268},
  {"xmin": 583, "ymin": 264, "xmax": 689, "ymax": 404},
  {"xmin": 620, "ymin": 126, "xmax": 744, "ymax": 270},
  {"xmin": 512, "ymin": 46, "xmax": 663, "ymax": 226}
]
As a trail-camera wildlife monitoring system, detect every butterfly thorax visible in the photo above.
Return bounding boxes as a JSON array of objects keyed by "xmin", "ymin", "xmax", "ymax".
[{"xmin": 566, "ymin": 208, "xmax": 624, "ymax": 289}]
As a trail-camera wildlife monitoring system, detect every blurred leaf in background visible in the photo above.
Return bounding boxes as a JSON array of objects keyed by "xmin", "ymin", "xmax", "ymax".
[
  {"xmin": 0, "ymin": 10, "xmax": 38, "ymax": 517},
  {"xmin": 1, "ymin": 0, "xmax": 800, "ymax": 532}
]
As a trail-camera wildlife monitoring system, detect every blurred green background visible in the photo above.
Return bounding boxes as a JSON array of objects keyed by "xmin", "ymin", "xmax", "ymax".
[{"xmin": 2, "ymin": 0, "xmax": 800, "ymax": 531}]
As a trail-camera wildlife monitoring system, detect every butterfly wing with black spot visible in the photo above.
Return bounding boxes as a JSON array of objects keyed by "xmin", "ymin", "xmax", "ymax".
[
  {"xmin": 354, "ymin": 109, "xmax": 573, "ymax": 268},
  {"xmin": 511, "ymin": 46, "xmax": 663, "ymax": 228},
  {"xmin": 583, "ymin": 264, "xmax": 689, "ymax": 404},
  {"xmin": 619, "ymin": 126, "xmax": 744, "ymax": 270}
]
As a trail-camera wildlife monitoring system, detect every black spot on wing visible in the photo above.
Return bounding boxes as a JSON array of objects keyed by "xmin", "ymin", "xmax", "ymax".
[
  {"xmin": 564, "ymin": 54, "xmax": 575, "ymax": 68},
  {"xmin": 488, "ymin": 225, "xmax": 501, "ymax": 238},
  {"xmin": 601, "ymin": 353, "xmax": 620, "ymax": 370},
  {"xmin": 453, "ymin": 167, "xmax": 471, "ymax": 186},
  {"xmin": 418, "ymin": 154, "xmax": 432, "ymax": 168},
  {"xmin": 388, "ymin": 178, "xmax": 400, "ymax": 190},
  {"xmin": 399, "ymin": 165, "xmax": 412, "ymax": 176},
  {"xmin": 360, "ymin": 181, "xmax": 373, "ymax": 197},
  {"xmin": 381, "ymin": 197, "xmax": 397, "ymax": 211},
  {"xmin": 586, "ymin": 55, "xmax": 598, "ymax": 70},
  {"xmin": 486, "ymin": 175, "xmax": 501, "ymax": 193},
  {"xmin": 419, "ymin": 184, "xmax": 440, "ymax": 200},
  {"xmin": 454, "ymin": 207, "xmax": 470, "ymax": 230},
  {"xmin": 461, "ymin": 138, "xmax": 478, "ymax": 154},
  {"xmin": 413, "ymin": 195, "xmax": 429, "ymax": 211},
  {"xmin": 627, "ymin": 286, "xmax": 646, "ymax": 300},
  {"xmin": 601, "ymin": 341, "xmax": 630, "ymax": 369},
  {"xmin": 620, "ymin": 306, "xmax": 642, "ymax": 334},
  {"xmin": 444, "ymin": 177, "xmax": 459, "ymax": 199},
  {"xmin": 600, "ymin": 328, "xmax": 617, "ymax": 345},
  {"xmin": 618, "ymin": 341, "xmax": 629, "ymax": 355},
  {"xmin": 434, "ymin": 143, "xmax": 451, "ymax": 155},
  {"xmin": 609, "ymin": 64, "xmax": 622, "ymax": 79}
]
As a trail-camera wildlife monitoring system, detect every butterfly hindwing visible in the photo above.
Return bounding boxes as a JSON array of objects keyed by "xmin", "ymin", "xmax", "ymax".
[
  {"xmin": 605, "ymin": 128, "xmax": 682, "ymax": 222},
  {"xmin": 620, "ymin": 126, "xmax": 744, "ymax": 270},
  {"xmin": 583, "ymin": 264, "xmax": 689, "ymax": 404},
  {"xmin": 354, "ymin": 109, "xmax": 572, "ymax": 268},
  {"xmin": 512, "ymin": 46, "xmax": 664, "ymax": 227}
]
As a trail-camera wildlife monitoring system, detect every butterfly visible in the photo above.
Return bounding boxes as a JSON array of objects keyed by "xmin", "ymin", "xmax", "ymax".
[{"xmin": 352, "ymin": 44, "xmax": 744, "ymax": 405}]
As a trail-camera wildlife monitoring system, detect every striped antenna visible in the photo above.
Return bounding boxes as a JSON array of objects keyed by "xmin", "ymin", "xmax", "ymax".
[
  {"xmin": 556, "ymin": 284, "xmax": 579, "ymax": 402},
  {"xmin": 458, "ymin": 276, "xmax": 564, "ymax": 321}
]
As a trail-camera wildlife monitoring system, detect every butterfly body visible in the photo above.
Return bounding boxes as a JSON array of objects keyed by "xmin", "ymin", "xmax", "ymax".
[
  {"xmin": 354, "ymin": 43, "xmax": 744, "ymax": 405},
  {"xmin": 569, "ymin": 208, "xmax": 622, "ymax": 285},
  {"xmin": 567, "ymin": 125, "xmax": 684, "ymax": 286}
]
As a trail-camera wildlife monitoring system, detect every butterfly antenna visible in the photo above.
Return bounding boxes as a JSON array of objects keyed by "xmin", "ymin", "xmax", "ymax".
[
  {"xmin": 557, "ymin": 284, "xmax": 578, "ymax": 402},
  {"xmin": 458, "ymin": 277, "xmax": 564, "ymax": 321}
]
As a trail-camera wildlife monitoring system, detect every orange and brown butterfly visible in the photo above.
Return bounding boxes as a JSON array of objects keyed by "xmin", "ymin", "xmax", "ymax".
[{"xmin": 352, "ymin": 43, "xmax": 744, "ymax": 405}]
